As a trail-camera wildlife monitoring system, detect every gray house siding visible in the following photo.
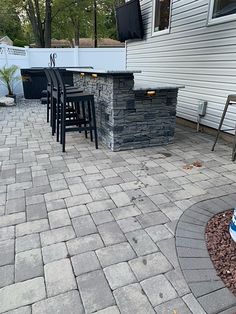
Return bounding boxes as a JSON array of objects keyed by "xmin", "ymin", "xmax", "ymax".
[{"xmin": 126, "ymin": 0, "xmax": 236, "ymax": 132}]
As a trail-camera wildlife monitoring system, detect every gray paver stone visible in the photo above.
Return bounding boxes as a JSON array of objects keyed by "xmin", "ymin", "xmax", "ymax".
[
  {"xmin": 96, "ymin": 242, "xmax": 136, "ymax": 267},
  {"xmin": 104, "ymin": 262, "xmax": 136, "ymax": 290},
  {"xmin": 42, "ymin": 242, "xmax": 68, "ymax": 264},
  {"xmin": 183, "ymin": 269, "xmax": 220, "ymax": 282},
  {"xmin": 177, "ymin": 247, "xmax": 209, "ymax": 258},
  {"xmin": 72, "ymin": 215, "xmax": 97, "ymax": 237},
  {"xmin": 154, "ymin": 298, "xmax": 192, "ymax": 314},
  {"xmin": 110, "ymin": 192, "xmax": 132, "ymax": 207},
  {"xmin": 137, "ymin": 212, "xmax": 169, "ymax": 228},
  {"xmin": 98, "ymin": 221, "xmax": 126, "ymax": 245},
  {"xmin": 189, "ymin": 281, "xmax": 225, "ymax": 298},
  {"xmin": 156, "ymin": 238, "xmax": 179, "ymax": 267},
  {"xmin": 0, "ymin": 277, "xmax": 46, "ymax": 313},
  {"xmin": 198, "ymin": 288, "xmax": 236, "ymax": 314},
  {"xmin": 77, "ymin": 269, "xmax": 115, "ymax": 313},
  {"xmin": 44, "ymin": 258, "xmax": 77, "ymax": 297},
  {"xmin": 95, "ymin": 306, "xmax": 120, "ymax": 314},
  {"xmin": 6, "ymin": 198, "xmax": 26, "ymax": 214},
  {"xmin": 126, "ymin": 229, "xmax": 158, "ymax": 256},
  {"xmin": 182, "ymin": 293, "xmax": 206, "ymax": 314},
  {"xmin": 0, "ymin": 226, "xmax": 14, "ymax": 241},
  {"xmin": 26, "ymin": 203, "xmax": 47, "ymax": 221},
  {"xmin": 0, "ymin": 265, "xmax": 14, "ymax": 288},
  {"xmin": 117, "ymin": 217, "xmax": 142, "ymax": 233},
  {"xmin": 40, "ymin": 226, "xmax": 75, "ymax": 246},
  {"xmin": 68, "ymin": 205, "xmax": 88, "ymax": 218},
  {"xmin": 46, "ymin": 199, "xmax": 65, "ymax": 212},
  {"xmin": 165, "ymin": 267, "xmax": 190, "ymax": 297},
  {"xmin": 87, "ymin": 199, "xmax": 116, "ymax": 213},
  {"xmin": 134, "ymin": 197, "xmax": 159, "ymax": 214},
  {"xmin": 129, "ymin": 252, "xmax": 172, "ymax": 281},
  {"xmin": 48, "ymin": 209, "xmax": 70, "ymax": 228},
  {"xmin": 111, "ymin": 205, "xmax": 141, "ymax": 220},
  {"xmin": 65, "ymin": 194, "xmax": 92, "ymax": 208},
  {"xmin": 16, "ymin": 234, "xmax": 40, "ymax": 253},
  {"xmin": 114, "ymin": 283, "xmax": 155, "ymax": 314},
  {"xmin": 0, "ymin": 212, "xmax": 25, "ymax": 228},
  {"xmin": 146, "ymin": 225, "xmax": 173, "ymax": 242},
  {"xmin": 67, "ymin": 233, "xmax": 104, "ymax": 255},
  {"xmin": 92, "ymin": 211, "xmax": 114, "ymax": 225},
  {"xmin": 141, "ymin": 274, "xmax": 178, "ymax": 306},
  {"xmin": 0, "ymin": 239, "xmax": 14, "ymax": 266},
  {"xmin": 71, "ymin": 251, "xmax": 100, "ymax": 276},
  {"xmin": 4, "ymin": 306, "xmax": 31, "ymax": 314},
  {"xmin": 32, "ymin": 290, "xmax": 84, "ymax": 314},
  {"xmin": 16, "ymin": 219, "xmax": 49, "ymax": 237},
  {"xmin": 15, "ymin": 248, "xmax": 43, "ymax": 282}
]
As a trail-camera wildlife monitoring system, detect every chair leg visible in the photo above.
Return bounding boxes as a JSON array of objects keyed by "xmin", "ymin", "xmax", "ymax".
[
  {"xmin": 61, "ymin": 102, "xmax": 66, "ymax": 152},
  {"xmin": 88, "ymin": 100, "xmax": 93, "ymax": 142},
  {"xmin": 212, "ymin": 96, "xmax": 230, "ymax": 151},
  {"xmin": 82, "ymin": 101, "xmax": 88, "ymax": 138},
  {"xmin": 91, "ymin": 98, "xmax": 98, "ymax": 149},
  {"xmin": 56, "ymin": 99, "xmax": 60, "ymax": 142},
  {"xmin": 46, "ymin": 92, "xmax": 49, "ymax": 123},
  {"xmin": 232, "ymin": 124, "xmax": 236, "ymax": 162},
  {"xmin": 51, "ymin": 99, "xmax": 55, "ymax": 135}
]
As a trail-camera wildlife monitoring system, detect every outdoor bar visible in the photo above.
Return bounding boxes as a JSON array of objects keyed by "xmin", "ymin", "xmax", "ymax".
[{"xmin": 68, "ymin": 68, "xmax": 183, "ymax": 151}]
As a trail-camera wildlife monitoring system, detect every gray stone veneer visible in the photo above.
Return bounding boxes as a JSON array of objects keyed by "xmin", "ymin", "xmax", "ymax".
[{"xmin": 74, "ymin": 73, "xmax": 178, "ymax": 151}]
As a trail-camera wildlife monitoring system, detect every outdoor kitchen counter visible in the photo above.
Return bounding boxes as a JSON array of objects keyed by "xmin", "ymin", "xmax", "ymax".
[{"xmin": 67, "ymin": 68, "xmax": 183, "ymax": 151}]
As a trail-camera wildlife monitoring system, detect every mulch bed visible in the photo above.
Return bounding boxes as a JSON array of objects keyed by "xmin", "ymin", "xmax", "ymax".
[{"xmin": 205, "ymin": 209, "xmax": 236, "ymax": 296}]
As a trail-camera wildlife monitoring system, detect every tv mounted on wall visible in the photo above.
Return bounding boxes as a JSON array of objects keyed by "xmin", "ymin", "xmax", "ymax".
[{"xmin": 116, "ymin": 0, "xmax": 144, "ymax": 42}]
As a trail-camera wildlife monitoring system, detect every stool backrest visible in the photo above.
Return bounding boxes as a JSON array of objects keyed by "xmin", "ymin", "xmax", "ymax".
[
  {"xmin": 48, "ymin": 68, "xmax": 60, "ymax": 101},
  {"xmin": 54, "ymin": 69, "xmax": 66, "ymax": 104},
  {"xmin": 44, "ymin": 68, "xmax": 52, "ymax": 87}
]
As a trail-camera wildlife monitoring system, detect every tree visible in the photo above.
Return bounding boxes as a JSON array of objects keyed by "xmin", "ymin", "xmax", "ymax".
[
  {"xmin": 6, "ymin": 0, "xmax": 125, "ymax": 48},
  {"xmin": 0, "ymin": 0, "xmax": 25, "ymax": 42},
  {"xmin": 52, "ymin": 0, "xmax": 93, "ymax": 46},
  {"xmin": 9, "ymin": 0, "xmax": 53, "ymax": 47}
]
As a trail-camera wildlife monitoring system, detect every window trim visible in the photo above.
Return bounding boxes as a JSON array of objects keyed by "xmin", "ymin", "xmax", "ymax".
[
  {"xmin": 152, "ymin": 0, "xmax": 172, "ymax": 37},
  {"xmin": 207, "ymin": 0, "xmax": 236, "ymax": 26}
]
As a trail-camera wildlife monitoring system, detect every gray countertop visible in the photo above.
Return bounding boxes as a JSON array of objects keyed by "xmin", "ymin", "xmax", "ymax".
[
  {"xmin": 133, "ymin": 82, "xmax": 184, "ymax": 91},
  {"xmin": 67, "ymin": 68, "xmax": 141, "ymax": 74}
]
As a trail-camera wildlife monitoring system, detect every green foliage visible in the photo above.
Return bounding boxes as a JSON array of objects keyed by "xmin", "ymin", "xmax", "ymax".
[
  {"xmin": 0, "ymin": 0, "xmax": 25, "ymax": 42},
  {"xmin": 0, "ymin": 65, "xmax": 20, "ymax": 95},
  {"xmin": 1, "ymin": 0, "xmax": 125, "ymax": 47},
  {"xmin": 13, "ymin": 38, "xmax": 28, "ymax": 47}
]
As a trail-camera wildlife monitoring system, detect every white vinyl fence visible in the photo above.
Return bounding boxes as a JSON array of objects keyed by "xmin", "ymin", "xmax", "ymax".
[{"xmin": 0, "ymin": 45, "xmax": 126, "ymax": 97}]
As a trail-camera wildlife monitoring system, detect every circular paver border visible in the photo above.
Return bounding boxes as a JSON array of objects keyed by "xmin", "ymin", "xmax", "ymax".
[{"xmin": 176, "ymin": 194, "xmax": 236, "ymax": 314}]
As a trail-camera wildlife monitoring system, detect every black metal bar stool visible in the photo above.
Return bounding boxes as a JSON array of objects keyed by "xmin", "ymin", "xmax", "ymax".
[
  {"xmin": 54, "ymin": 69, "xmax": 98, "ymax": 152},
  {"xmin": 212, "ymin": 94, "xmax": 236, "ymax": 161}
]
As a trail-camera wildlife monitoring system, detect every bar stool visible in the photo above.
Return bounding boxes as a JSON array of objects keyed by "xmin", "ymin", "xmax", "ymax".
[
  {"xmin": 44, "ymin": 68, "xmax": 84, "ymax": 126},
  {"xmin": 54, "ymin": 69, "xmax": 98, "ymax": 152},
  {"xmin": 212, "ymin": 94, "xmax": 236, "ymax": 161}
]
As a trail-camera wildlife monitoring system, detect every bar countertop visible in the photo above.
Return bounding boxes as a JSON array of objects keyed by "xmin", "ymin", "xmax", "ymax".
[
  {"xmin": 69, "ymin": 68, "xmax": 184, "ymax": 90},
  {"xmin": 133, "ymin": 82, "xmax": 185, "ymax": 91},
  {"xmin": 66, "ymin": 68, "xmax": 141, "ymax": 74}
]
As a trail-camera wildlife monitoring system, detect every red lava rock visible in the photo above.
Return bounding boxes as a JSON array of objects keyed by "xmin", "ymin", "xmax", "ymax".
[{"xmin": 206, "ymin": 209, "xmax": 236, "ymax": 296}]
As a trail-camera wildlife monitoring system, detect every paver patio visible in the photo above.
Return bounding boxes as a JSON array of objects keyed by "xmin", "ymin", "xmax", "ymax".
[{"xmin": 0, "ymin": 99, "xmax": 236, "ymax": 313}]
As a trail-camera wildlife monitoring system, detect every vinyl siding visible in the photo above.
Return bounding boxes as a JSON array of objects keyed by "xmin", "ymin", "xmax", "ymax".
[{"xmin": 126, "ymin": 0, "xmax": 236, "ymax": 132}]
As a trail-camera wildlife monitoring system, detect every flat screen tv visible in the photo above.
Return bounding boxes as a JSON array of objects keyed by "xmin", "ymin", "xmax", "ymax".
[{"xmin": 116, "ymin": 0, "xmax": 144, "ymax": 42}]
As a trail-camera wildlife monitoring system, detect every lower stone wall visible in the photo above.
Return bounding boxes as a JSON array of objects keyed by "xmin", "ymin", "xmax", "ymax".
[
  {"xmin": 74, "ymin": 73, "xmax": 178, "ymax": 151},
  {"xmin": 113, "ymin": 89, "xmax": 177, "ymax": 151}
]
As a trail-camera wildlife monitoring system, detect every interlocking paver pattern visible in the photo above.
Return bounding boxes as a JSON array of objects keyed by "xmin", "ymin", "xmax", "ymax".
[{"xmin": 0, "ymin": 100, "xmax": 236, "ymax": 313}]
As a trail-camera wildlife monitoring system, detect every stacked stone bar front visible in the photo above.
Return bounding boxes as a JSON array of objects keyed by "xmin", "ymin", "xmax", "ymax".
[{"xmin": 73, "ymin": 70, "xmax": 180, "ymax": 151}]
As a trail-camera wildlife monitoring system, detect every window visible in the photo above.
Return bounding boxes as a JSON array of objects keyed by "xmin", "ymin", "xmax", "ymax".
[
  {"xmin": 208, "ymin": 0, "xmax": 236, "ymax": 25},
  {"xmin": 153, "ymin": 0, "xmax": 172, "ymax": 35}
]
